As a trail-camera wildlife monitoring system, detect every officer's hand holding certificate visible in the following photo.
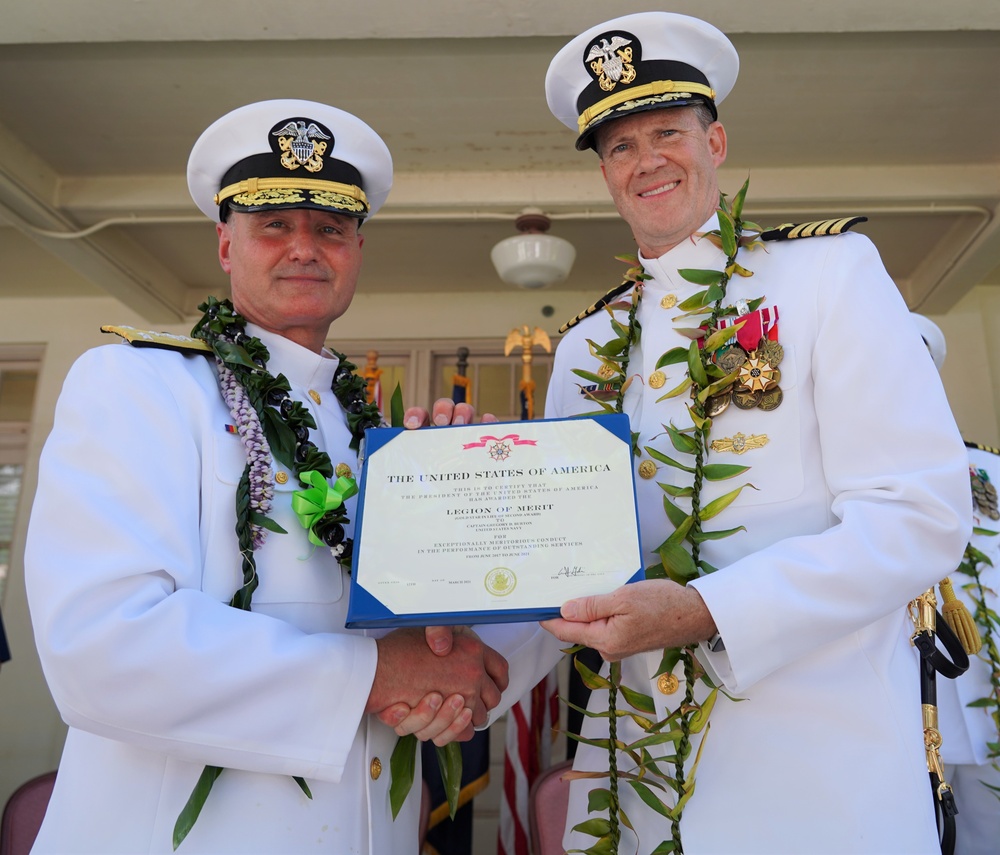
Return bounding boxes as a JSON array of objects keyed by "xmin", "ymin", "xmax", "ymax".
[{"xmin": 346, "ymin": 414, "xmax": 642, "ymax": 627}]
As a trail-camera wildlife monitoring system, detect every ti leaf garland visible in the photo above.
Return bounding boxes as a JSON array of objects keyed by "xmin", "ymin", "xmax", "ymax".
[{"xmin": 955, "ymin": 522, "xmax": 1000, "ymax": 797}]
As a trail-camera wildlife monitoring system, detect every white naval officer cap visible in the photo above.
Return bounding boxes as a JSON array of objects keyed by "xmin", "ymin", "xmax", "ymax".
[
  {"xmin": 545, "ymin": 12, "xmax": 739, "ymax": 151},
  {"xmin": 911, "ymin": 313, "xmax": 947, "ymax": 371},
  {"xmin": 187, "ymin": 99, "xmax": 392, "ymax": 223}
]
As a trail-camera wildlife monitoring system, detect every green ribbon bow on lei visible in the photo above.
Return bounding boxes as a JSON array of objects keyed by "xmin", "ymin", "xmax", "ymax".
[{"xmin": 291, "ymin": 470, "xmax": 359, "ymax": 546}]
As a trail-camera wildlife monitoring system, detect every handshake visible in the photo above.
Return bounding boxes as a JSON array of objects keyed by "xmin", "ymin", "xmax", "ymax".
[{"xmin": 366, "ymin": 625, "xmax": 509, "ymax": 746}]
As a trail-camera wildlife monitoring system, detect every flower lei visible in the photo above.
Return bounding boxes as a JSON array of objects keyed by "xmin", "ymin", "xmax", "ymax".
[
  {"xmin": 569, "ymin": 180, "xmax": 767, "ymax": 855},
  {"xmin": 171, "ymin": 296, "xmax": 382, "ymax": 850}
]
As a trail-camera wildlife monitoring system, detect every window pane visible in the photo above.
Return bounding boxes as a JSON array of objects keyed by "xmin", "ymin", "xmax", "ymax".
[
  {"xmin": 478, "ymin": 364, "xmax": 513, "ymax": 421},
  {"xmin": 0, "ymin": 371, "xmax": 37, "ymax": 422},
  {"xmin": 0, "ymin": 464, "xmax": 23, "ymax": 597}
]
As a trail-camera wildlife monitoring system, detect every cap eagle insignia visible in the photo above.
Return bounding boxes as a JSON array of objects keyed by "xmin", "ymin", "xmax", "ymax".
[
  {"xmin": 586, "ymin": 36, "xmax": 636, "ymax": 92},
  {"xmin": 272, "ymin": 120, "xmax": 331, "ymax": 173}
]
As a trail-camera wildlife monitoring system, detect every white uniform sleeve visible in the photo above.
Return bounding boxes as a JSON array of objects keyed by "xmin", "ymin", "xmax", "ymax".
[{"xmin": 691, "ymin": 236, "xmax": 970, "ymax": 692}]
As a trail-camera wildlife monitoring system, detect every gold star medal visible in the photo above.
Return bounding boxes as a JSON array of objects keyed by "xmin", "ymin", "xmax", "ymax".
[{"xmin": 733, "ymin": 388, "xmax": 763, "ymax": 409}]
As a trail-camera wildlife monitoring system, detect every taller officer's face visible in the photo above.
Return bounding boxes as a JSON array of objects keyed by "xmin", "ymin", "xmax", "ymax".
[
  {"xmin": 596, "ymin": 107, "xmax": 727, "ymax": 259},
  {"xmin": 217, "ymin": 208, "xmax": 364, "ymax": 353}
]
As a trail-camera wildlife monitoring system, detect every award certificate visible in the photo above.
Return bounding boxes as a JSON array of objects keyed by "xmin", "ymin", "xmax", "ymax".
[{"xmin": 346, "ymin": 413, "xmax": 642, "ymax": 627}]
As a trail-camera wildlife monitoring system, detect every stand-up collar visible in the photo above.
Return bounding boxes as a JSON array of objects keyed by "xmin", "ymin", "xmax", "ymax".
[
  {"xmin": 246, "ymin": 324, "xmax": 339, "ymax": 393},
  {"xmin": 637, "ymin": 213, "xmax": 725, "ymax": 289}
]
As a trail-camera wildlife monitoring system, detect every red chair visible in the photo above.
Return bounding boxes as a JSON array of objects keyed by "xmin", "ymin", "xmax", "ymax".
[
  {"xmin": 0, "ymin": 771, "xmax": 56, "ymax": 855},
  {"xmin": 528, "ymin": 759, "xmax": 573, "ymax": 855}
]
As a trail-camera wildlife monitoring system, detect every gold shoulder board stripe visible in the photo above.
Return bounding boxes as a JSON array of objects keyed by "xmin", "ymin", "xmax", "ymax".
[
  {"xmin": 965, "ymin": 440, "xmax": 1000, "ymax": 457},
  {"xmin": 759, "ymin": 216, "xmax": 868, "ymax": 242},
  {"xmin": 558, "ymin": 279, "xmax": 635, "ymax": 334},
  {"xmin": 101, "ymin": 324, "xmax": 213, "ymax": 353}
]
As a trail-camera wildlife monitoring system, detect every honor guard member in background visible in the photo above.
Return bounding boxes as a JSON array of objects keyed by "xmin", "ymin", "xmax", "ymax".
[
  {"xmin": 912, "ymin": 313, "xmax": 1000, "ymax": 855},
  {"xmin": 24, "ymin": 99, "xmax": 544, "ymax": 855},
  {"xmin": 537, "ymin": 13, "xmax": 971, "ymax": 854}
]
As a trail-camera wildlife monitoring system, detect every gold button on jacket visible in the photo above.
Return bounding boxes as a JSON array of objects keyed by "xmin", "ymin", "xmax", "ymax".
[
  {"xmin": 657, "ymin": 673, "xmax": 680, "ymax": 695},
  {"xmin": 638, "ymin": 460, "xmax": 657, "ymax": 480},
  {"xmin": 370, "ymin": 757, "xmax": 382, "ymax": 780}
]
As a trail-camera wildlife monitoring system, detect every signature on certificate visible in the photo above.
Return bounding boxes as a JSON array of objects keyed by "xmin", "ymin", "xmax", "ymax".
[{"xmin": 556, "ymin": 566, "xmax": 585, "ymax": 578}]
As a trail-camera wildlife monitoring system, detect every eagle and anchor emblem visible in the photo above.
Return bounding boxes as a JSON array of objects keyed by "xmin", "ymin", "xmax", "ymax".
[
  {"xmin": 271, "ymin": 119, "xmax": 331, "ymax": 173},
  {"xmin": 586, "ymin": 34, "xmax": 637, "ymax": 91}
]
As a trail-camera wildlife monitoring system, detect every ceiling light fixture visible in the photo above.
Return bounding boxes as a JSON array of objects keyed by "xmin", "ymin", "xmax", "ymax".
[{"xmin": 490, "ymin": 208, "xmax": 576, "ymax": 289}]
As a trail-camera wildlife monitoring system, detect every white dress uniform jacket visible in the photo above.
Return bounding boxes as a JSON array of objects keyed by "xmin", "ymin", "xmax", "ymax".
[
  {"xmin": 937, "ymin": 443, "xmax": 1000, "ymax": 855},
  {"xmin": 546, "ymin": 218, "xmax": 971, "ymax": 854},
  {"xmin": 25, "ymin": 326, "xmax": 545, "ymax": 855}
]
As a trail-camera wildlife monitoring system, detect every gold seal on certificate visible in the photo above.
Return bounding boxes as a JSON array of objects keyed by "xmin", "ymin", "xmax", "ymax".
[
  {"xmin": 485, "ymin": 567, "xmax": 517, "ymax": 596},
  {"xmin": 346, "ymin": 414, "xmax": 642, "ymax": 627}
]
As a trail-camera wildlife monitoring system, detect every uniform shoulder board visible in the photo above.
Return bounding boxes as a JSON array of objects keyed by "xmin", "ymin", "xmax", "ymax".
[
  {"xmin": 965, "ymin": 440, "xmax": 1000, "ymax": 457},
  {"xmin": 559, "ymin": 279, "xmax": 635, "ymax": 334},
  {"xmin": 101, "ymin": 324, "xmax": 213, "ymax": 354},
  {"xmin": 759, "ymin": 216, "xmax": 868, "ymax": 242}
]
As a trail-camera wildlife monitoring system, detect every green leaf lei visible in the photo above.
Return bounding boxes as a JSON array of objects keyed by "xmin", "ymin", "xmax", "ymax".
[
  {"xmin": 171, "ymin": 300, "xmax": 462, "ymax": 847},
  {"xmin": 172, "ymin": 297, "xmax": 382, "ymax": 850},
  {"xmin": 568, "ymin": 180, "xmax": 766, "ymax": 855},
  {"xmin": 956, "ymin": 519, "xmax": 1000, "ymax": 799}
]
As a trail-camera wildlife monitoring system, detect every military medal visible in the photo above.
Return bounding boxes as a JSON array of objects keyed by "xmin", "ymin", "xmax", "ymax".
[
  {"xmin": 707, "ymin": 304, "xmax": 784, "ymax": 413},
  {"xmin": 971, "ymin": 467, "xmax": 1000, "ymax": 520},
  {"xmin": 716, "ymin": 346, "xmax": 745, "ymax": 374},
  {"xmin": 733, "ymin": 388, "xmax": 763, "ymax": 409},
  {"xmin": 758, "ymin": 388, "xmax": 783, "ymax": 411},
  {"xmin": 736, "ymin": 351, "xmax": 778, "ymax": 394},
  {"xmin": 760, "ymin": 339, "xmax": 784, "ymax": 367},
  {"xmin": 706, "ymin": 392, "xmax": 731, "ymax": 417}
]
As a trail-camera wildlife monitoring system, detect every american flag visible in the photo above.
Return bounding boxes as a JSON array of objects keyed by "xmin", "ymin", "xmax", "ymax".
[{"xmin": 497, "ymin": 669, "xmax": 560, "ymax": 855}]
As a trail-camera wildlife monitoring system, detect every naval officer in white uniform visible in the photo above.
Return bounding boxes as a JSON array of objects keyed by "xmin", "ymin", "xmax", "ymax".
[{"xmin": 539, "ymin": 13, "xmax": 971, "ymax": 854}]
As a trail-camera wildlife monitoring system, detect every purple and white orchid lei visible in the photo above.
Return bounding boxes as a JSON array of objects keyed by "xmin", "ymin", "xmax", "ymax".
[{"xmin": 216, "ymin": 357, "xmax": 274, "ymax": 549}]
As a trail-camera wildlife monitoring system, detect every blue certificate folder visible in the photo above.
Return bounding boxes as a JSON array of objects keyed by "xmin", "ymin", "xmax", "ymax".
[{"xmin": 345, "ymin": 413, "xmax": 643, "ymax": 628}]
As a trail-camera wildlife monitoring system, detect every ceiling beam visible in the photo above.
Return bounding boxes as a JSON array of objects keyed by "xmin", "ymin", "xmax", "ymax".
[
  {"xmin": 4, "ymin": 0, "xmax": 999, "ymax": 44},
  {"xmin": 914, "ymin": 201, "xmax": 1000, "ymax": 313},
  {"xmin": 0, "ymin": 124, "xmax": 191, "ymax": 322}
]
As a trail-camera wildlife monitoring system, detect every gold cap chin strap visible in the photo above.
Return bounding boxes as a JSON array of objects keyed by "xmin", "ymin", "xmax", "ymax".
[
  {"xmin": 578, "ymin": 80, "xmax": 716, "ymax": 134},
  {"xmin": 214, "ymin": 177, "xmax": 368, "ymax": 208}
]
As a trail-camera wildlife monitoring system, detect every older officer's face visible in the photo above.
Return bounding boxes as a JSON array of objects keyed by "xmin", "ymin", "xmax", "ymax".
[
  {"xmin": 596, "ymin": 107, "xmax": 727, "ymax": 259},
  {"xmin": 217, "ymin": 208, "xmax": 364, "ymax": 353}
]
